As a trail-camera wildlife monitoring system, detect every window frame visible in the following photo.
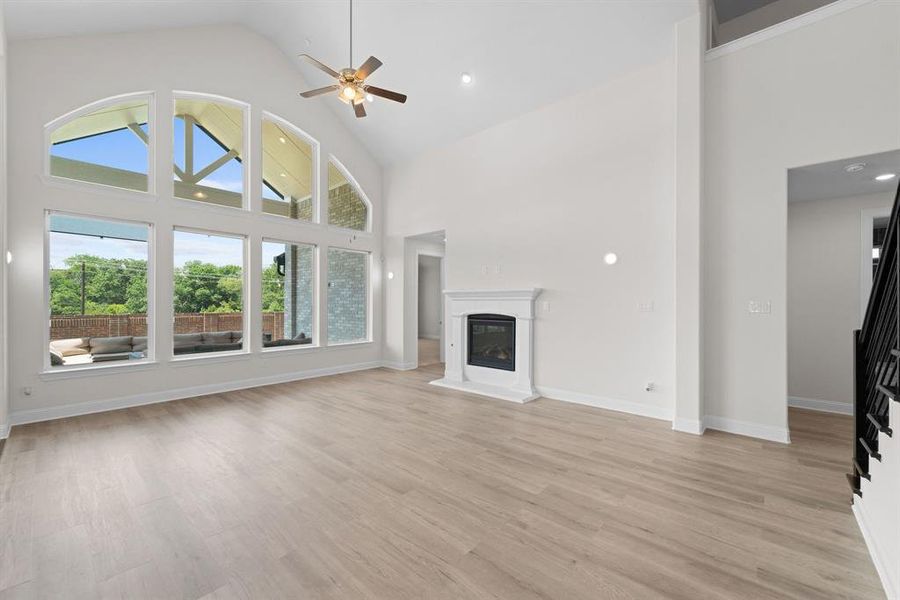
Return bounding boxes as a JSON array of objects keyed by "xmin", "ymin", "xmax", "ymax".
[
  {"xmin": 42, "ymin": 210, "xmax": 157, "ymax": 374},
  {"xmin": 171, "ymin": 226, "xmax": 250, "ymax": 361},
  {"xmin": 260, "ymin": 111, "xmax": 320, "ymax": 225},
  {"xmin": 325, "ymin": 246, "xmax": 373, "ymax": 346},
  {"xmin": 172, "ymin": 91, "xmax": 251, "ymax": 211},
  {"xmin": 326, "ymin": 155, "xmax": 373, "ymax": 234},
  {"xmin": 43, "ymin": 91, "xmax": 156, "ymax": 198},
  {"xmin": 261, "ymin": 237, "xmax": 320, "ymax": 353}
]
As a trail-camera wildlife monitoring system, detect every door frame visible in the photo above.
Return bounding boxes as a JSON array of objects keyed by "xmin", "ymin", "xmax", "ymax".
[{"xmin": 415, "ymin": 250, "xmax": 446, "ymax": 366}]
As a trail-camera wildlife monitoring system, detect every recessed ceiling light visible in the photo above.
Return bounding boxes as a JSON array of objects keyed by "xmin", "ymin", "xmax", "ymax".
[
  {"xmin": 460, "ymin": 72, "xmax": 473, "ymax": 85},
  {"xmin": 876, "ymin": 173, "xmax": 897, "ymax": 181},
  {"xmin": 5, "ymin": 251, "xmax": 11, "ymax": 264},
  {"xmin": 845, "ymin": 163, "xmax": 866, "ymax": 173},
  {"xmin": 278, "ymin": 136, "xmax": 286, "ymax": 144},
  {"xmin": 604, "ymin": 252, "xmax": 618, "ymax": 265},
  {"xmin": 280, "ymin": 172, "xmax": 286, "ymax": 178},
  {"xmin": 366, "ymin": 93, "xmax": 375, "ymax": 103},
  {"xmin": 193, "ymin": 191, "xmax": 207, "ymax": 199},
  {"xmin": 387, "ymin": 271, "xmax": 394, "ymax": 280}
]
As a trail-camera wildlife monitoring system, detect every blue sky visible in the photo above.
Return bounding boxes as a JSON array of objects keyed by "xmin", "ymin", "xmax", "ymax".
[{"xmin": 50, "ymin": 117, "xmax": 288, "ymax": 267}]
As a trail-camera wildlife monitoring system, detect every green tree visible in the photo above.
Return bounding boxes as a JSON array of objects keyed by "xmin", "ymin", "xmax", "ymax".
[
  {"xmin": 261, "ymin": 263, "xmax": 284, "ymax": 312},
  {"xmin": 173, "ymin": 261, "xmax": 243, "ymax": 313}
]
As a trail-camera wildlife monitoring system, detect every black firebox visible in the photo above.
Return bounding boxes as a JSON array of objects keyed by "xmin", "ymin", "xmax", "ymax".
[{"xmin": 467, "ymin": 314, "xmax": 515, "ymax": 371}]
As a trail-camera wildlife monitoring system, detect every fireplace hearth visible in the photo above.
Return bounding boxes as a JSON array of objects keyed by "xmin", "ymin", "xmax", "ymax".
[{"xmin": 467, "ymin": 314, "xmax": 515, "ymax": 371}]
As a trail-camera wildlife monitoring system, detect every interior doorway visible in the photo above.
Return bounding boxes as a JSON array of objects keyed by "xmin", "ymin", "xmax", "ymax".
[
  {"xmin": 787, "ymin": 150, "xmax": 900, "ymax": 416},
  {"xmin": 417, "ymin": 253, "xmax": 444, "ymax": 367}
]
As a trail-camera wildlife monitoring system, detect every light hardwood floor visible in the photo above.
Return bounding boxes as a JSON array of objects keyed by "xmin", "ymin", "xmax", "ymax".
[
  {"xmin": 417, "ymin": 338, "xmax": 441, "ymax": 367},
  {"xmin": 0, "ymin": 365, "xmax": 884, "ymax": 599}
]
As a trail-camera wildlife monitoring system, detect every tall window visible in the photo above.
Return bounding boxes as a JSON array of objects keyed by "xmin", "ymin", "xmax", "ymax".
[
  {"xmin": 262, "ymin": 240, "xmax": 316, "ymax": 348},
  {"xmin": 49, "ymin": 99, "xmax": 150, "ymax": 192},
  {"xmin": 173, "ymin": 98, "xmax": 244, "ymax": 208},
  {"xmin": 327, "ymin": 159, "xmax": 368, "ymax": 231},
  {"xmin": 47, "ymin": 213, "xmax": 151, "ymax": 368},
  {"xmin": 262, "ymin": 117, "xmax": 315, "ymax": 221},
  {"xmin": 327, "ymin": 248, "xmax": 369, "ymax": 344},
  {"xmin": 173, "ymin": 230, "xmax": 245, "ymax": 356}
]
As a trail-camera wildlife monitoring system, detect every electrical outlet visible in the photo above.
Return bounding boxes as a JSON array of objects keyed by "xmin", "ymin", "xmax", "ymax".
[
  {"xmin": 541, "ymin": 300, "xmax": 551, "ymax": 312},
  {"xmin": 481, "ymin": 265, "xmax": 489, "ymax": 276},
  {"xmin": 638, "ymin": 301, "xmax": 654, "ymax": 313}
]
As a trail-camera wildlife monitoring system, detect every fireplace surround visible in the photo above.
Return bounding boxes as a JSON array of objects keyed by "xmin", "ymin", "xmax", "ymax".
[{"xmin": 431, "ymin": 288, "xmax": 541, "ymax": 403}]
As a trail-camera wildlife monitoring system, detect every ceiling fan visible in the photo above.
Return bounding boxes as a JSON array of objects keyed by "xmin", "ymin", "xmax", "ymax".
[{"xmin": 298, "ymin": 0, "xmax": 407, "ymax": 118}]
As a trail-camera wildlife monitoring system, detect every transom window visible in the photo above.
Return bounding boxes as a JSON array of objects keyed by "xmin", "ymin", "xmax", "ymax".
[
  {"xmin": 173, "ymin": 97, "xmax": 245, "ymax": 208},
  {"xmin": 262, "ymin": 116, "xmax": 315, "ymax": 221},
  {"xmin": 328, "ymin": 158, "xmax": 369, "ymax": 231},
  {"xmin": 49, "ymin": 98, "xmax": 150, "ymax": 192}
]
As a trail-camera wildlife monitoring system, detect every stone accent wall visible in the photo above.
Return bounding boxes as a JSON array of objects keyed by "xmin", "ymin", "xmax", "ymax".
[
  {"xmin": 327, "ymin": 248, "xmax": 368, "ymax": 343},
  {"xmin": 282, "ymin": 244, "xmax": 314, "ymax": 339},
  {"xmin": 328, "ymin": 183, "xmax": 367, "ymax": 231}
]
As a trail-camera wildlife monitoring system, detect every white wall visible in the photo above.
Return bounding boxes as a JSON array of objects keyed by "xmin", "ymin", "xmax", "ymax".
[
  {"xmin": 788, "ymin": 193, "xmax": 893, "ymax": 408},
  {"xmin": 704, "ymin": 0, "xmax": 900, "ymax": 441},
  {"xmin": 6, "ymin": 25, "xmax": 384, "ymax": 424},
  {"xmin": 385, "ymin": 59, "xmax": 678, "ymax": 419},
  {"xmin": 417, "ymin": 255, "xmax": 441, "ymax": 339},
  {"xmin": 0, "ymin": 3, "xmax": 8, "ymax": 438}
]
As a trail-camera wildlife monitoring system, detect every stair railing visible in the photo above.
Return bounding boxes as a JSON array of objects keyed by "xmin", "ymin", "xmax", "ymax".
[{"xmin": 851, "ymin": 180, "xmax": 900, "ymax": 497}]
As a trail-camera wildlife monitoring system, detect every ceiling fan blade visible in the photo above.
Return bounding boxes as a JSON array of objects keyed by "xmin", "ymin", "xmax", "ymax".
[
  {"xmin": 353, "ymin": 101, "xmax": 367, "ymax": 118},
  {"xmin": 299, "ymin": 84, "xmax": 340, "ymax": 98},
  {"xmin": 365, "ymin": 85, "xmax": 407, "ymax": 104},
  {"xmin": 355, "ymin": 56, "xmax": 383, "ymax": 80},
  {"xmin": 298, "ymin": 54, "xmax": 341, "ymax": 79}
]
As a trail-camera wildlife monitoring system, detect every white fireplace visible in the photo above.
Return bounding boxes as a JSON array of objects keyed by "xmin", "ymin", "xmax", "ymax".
[{"xmin": 431, "ymin": 288, "xmax": 542, "ymax": 403}]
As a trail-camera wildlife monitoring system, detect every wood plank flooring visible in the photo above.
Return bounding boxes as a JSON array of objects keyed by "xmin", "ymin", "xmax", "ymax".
[{"xmin": 0, "ymin": 365, "xmax": 884, "ymax": 599}]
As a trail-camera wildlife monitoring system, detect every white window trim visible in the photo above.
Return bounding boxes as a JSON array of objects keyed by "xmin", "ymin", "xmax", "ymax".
[
  {"xmin": 326, "ymin": 154, "xmax": 373, "ymax": 234},
  {"xmin": 261, "ymin": 237, "xmax": 319, "ymax": 350},
  {"xmin": 326, "ymin": 246, "xmax": 373, "ymax": 346},
  {"xmin": 43, "ymin": 91, "xmax": 157, "ymax": 197},
  {"xmin": 43, "ymin": 210, "xmax": 156, "ymax": 372},
  {"xmin": 171, "ymin": 226, "xmax": 249, "ymax": 361},
  {"xmin": 172, "ymin": 91, "xmax": 251, "ymax": 210}
]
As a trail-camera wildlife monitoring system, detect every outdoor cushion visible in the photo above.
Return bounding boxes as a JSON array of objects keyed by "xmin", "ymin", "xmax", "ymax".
[
  {"xmin": 90, "ymin": 336, "xmax": 133, "ymax": 355},
  {"xmin": 132, "ymin": 336, "xmax": 148, "ymax": 352},
  {"xmin": 174, "ymin": 333, "xmax": 203, "ymax": 348},
  {"xmin": 202, "ymin": 331, "xmax": 235, "ymax": 344},
  {"xmin": 50, "ymin": 337, "xmax": 90, "ymax": 357}
]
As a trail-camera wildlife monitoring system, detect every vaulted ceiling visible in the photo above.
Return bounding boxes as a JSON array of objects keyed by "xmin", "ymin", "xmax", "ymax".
[{"xmin": 3, "ymin": 0, "xmax": 697, "ymax": 165}]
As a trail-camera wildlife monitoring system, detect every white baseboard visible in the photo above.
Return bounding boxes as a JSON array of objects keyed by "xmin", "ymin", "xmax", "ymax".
[
  {"xmin": 673, "ymin": 417, "xmax": 706, "ymax": 435},
  {"xmin": 853, "ymin": 501, "xmax": 897, "ymax": 599},
  {"xmin": 9, "ymin": 360, "xmax": 384, "ymax": 427},
  {"xmin": 382, "ymin": 361, "xmax": 418, "ymax": 371},
  {"xmin": 536, "ymin": 385, "xmax": 673, "ymax": 422},
  {"xmin": 704, "ymin": 415, "xmax": 791, "ymax": 444},
  {"xmin": 0, "ymin": 421, "xmax": 9, "ymax": 440},
  {"xmin": 419, "ymin": 334, "xmax": 440, "ymax": 341},
  {"xmin": 788, "ymin": 396, "xmax": 853, "ymax": 415}
]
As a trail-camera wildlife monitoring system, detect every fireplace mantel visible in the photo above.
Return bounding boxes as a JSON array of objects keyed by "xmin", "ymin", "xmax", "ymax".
[{"xmin": 430, "ymin": 288, "xmax": 542, "ymax": 403}]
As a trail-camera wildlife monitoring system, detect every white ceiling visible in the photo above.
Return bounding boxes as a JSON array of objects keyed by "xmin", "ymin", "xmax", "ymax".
[
  {"xmin": 788, "ymin": 150, "xmax": 900, "ymax": 203},
  {"xmin": 2, "ymin": 0, "xmax": 696, "ymax": 165}
]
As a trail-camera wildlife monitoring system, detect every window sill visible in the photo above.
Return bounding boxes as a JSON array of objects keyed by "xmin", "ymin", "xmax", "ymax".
[
  {"xmin": 260, "ymin": 343, "xmax": 321, "ymax": 356},
  {"xmin": 169, "ymin": 350, "xmax": 251, "ymax": 367},
  {"xmin": 40, "ymin": 360, "xmax": 159, "ymax": 381},
  {"xmin": 325, "ymin": 340, "xmax": 373, "ymax": 349}
]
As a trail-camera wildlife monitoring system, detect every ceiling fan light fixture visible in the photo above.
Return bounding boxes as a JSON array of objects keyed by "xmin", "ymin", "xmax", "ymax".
[
  {"xmin": 296, "ymin": 0, "xmax": 407, "ymax": 118},
  {"xmin": 460, "ymin": 72, "xmax": 473, "ymax": 85}
]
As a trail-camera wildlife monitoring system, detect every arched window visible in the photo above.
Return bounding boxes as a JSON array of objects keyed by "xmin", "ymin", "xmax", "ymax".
[
  {"xmin": 261, "ymin": 114, "xmax": 316, "ymax": 222},
  {"xmin": 327, "ymin": 158, "xmax": 370, "ymax": 231},
  {"xmin": 173, "ymin": 95, "xmax": 246, "ymax": 208},
  {"xmin": 48, "ymin": 95, "xmax": 151, "ymax": 192}
]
